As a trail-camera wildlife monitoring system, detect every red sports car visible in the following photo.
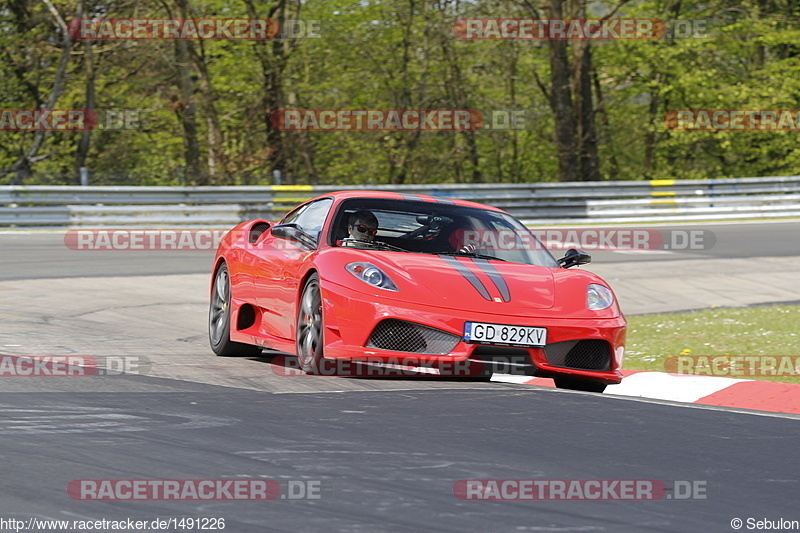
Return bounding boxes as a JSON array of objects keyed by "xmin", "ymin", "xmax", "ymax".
[{"xmin": 209, "ymin": 191, "xmax": 625, "ymax": 392}]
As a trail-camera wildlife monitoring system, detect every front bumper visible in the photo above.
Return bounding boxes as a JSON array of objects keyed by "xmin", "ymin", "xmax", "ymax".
[{"xmin": 321, "ymin": 281, "xmax": 626, "ymax": 384}]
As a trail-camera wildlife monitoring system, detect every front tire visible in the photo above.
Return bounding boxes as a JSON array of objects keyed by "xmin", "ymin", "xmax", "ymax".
[
  {"xmin": 209, "ymin": 263, "xmax": 262, "ymax": 357},
  {"xmin": 554, "ymin": 377, "xmax": 607, "ymax": 393},
  {"xmin": 296, "ymin": 273, "xmax": 325, "ymax": 374}
]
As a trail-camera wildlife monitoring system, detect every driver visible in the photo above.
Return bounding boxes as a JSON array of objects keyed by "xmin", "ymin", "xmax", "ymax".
[{"xmin": 347, "ymin": 210, "xmax": 379, "ymax": 242}]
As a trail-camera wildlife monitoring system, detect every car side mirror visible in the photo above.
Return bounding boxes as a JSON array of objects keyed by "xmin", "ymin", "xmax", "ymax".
[
  {"xmin": 271, "ymin": 224, "xmax": 317, "ymax": 249},
  {"xmin": 558, "ymin": 248, "xmax": 591, "ymax": 268}
]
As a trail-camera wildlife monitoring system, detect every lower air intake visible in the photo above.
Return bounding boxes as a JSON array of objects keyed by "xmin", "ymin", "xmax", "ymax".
[
  {"xmin": 544, "ymin": 339, "xmax": 611, "ymax": 371},
  {"xmin": 366, "ymin": 319, "xmax": 460, "ymax": 355}
]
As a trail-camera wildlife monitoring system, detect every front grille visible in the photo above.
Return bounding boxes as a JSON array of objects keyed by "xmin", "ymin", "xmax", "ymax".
[
  {"xmin": 366, "ymin": 319, "xmax": 460, "ymax": 355},
  {"xmin": 544, "ymin": 339, "xmax": 610, "ymax": 371}
]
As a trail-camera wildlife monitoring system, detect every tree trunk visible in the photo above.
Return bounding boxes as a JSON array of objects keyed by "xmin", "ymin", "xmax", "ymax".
[
  {"xmin": 438, "ymin": 2, "xmax": 481, "ymax": 182},
  {"xmin": 644, "ymin": 78, "xmax": 660, "ymax": 177},
  {"xmin": 546, "ymin": 0, "xmax": 579, "ymax": 182},
  {"xmin": 243, "ymin": 0, "xmax": 289, "ymax": 180},
  {"xmin": 173, "ymin": 37, "xmax": 203, "ymax": 184},
  {"xmin": 573, "ymin": 40, "xmax": 600, "ymax": 181},
  {"xmin": 74, "ymin": 23, "xmax": 95, "ymax": 182},
  {"xmin": 173, "ymin": 0, "xmax": 229, "ymax": 185},
  {"xmin": 593, "ymin": 70, "xmax": 619, "ymax": 179},
  {"xmin": 189, "ymin": 43, "xmax": 228, "ymax": 184}
]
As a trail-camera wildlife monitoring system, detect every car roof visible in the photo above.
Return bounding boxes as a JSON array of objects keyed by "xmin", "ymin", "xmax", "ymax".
[{"xmin": 309, "ymin": 190, "xmax": 506, "ymax": 213}]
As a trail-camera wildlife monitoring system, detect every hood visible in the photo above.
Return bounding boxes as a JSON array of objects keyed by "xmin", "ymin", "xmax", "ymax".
[{"xmin": 377, "ymin": 253, "xmax": 556, "ymax": 312}]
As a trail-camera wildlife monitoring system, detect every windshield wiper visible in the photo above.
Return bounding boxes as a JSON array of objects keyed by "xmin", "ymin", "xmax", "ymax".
[{"xmin": 437, "ymin": 251, "xmax": 506, "ymax": 261}]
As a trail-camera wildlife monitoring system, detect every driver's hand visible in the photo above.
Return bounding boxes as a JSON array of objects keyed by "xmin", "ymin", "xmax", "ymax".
[{"xmin": 459, "ymin": 243, "xmax": 477, "ymax": 253}]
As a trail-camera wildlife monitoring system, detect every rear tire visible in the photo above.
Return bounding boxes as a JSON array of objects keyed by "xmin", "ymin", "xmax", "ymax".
[
  {"xmin": 554, "ymin": 377, "xmax": 607, "ymax": 393},
  {"xmin": 209, "ymin": 263, "xmax": 262, "ymax": 357},
  {"xmin": 296, "ymin": 274, "xmax": 325, "ymax": 374}
]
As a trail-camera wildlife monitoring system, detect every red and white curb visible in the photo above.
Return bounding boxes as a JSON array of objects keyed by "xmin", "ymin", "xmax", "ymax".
[{"xmin": 493, "ymin": 370, "xmax": 800, "ymax": 415}]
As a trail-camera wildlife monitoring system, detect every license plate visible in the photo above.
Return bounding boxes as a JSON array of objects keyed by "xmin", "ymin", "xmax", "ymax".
[{"xmin": 464, "ymin": 322, "xmax": 546, "ymax": 347}]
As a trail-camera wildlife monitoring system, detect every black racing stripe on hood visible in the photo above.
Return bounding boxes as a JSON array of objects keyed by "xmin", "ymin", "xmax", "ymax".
[
  {"xmin": 472, "ymin": 258, "xmax": 511, "ymax": 302},
  {"xmin": 438, "ymin": 255, "xmax": 491, "ymax": 301}
]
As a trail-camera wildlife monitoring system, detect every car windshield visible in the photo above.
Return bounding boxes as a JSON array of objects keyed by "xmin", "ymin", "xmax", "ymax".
[{"xmin": 330, "ymin": 198, "xmax": 559, "ymax": 267}]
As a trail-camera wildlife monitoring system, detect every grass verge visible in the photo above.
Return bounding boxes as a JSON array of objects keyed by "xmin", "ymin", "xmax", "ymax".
[{"xmin": 624, "ymin": 305, "xmax": 800, "ymax": 384}]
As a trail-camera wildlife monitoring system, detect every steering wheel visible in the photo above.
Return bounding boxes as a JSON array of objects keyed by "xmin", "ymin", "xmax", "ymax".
[{"xmin": 401, "ymin": 226, "xmax": 433, "ymax": 239}]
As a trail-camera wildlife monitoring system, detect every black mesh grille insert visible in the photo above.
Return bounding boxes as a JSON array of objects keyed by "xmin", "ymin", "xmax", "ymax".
[
  {"xmin": 544, "ymin": 339, "xmax": 610, "ymax": 371},
  {"xmin": 366, "ymin": 319, "xmax": 460, "ymax": 355}
]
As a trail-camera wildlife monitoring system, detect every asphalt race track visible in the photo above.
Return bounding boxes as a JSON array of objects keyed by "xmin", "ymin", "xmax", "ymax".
[{"xmin": 1, "ymin": 221, "xmax": 799, "ymax": 532}]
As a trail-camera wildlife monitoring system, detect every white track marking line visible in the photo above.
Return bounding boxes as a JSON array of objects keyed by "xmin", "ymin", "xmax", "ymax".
[{"xmin": 604, "ymin": 372, "xmax": 750, "ymax": 402}]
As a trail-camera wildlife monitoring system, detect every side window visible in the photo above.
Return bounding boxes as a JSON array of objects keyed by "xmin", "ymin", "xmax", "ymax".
[
  {"xmin": 282, "ymin": 204, "xmax": 308, "ymax": 225},
  {"xmin": 292, "ymin": 198, "xmax": 333, "ymax": 240}
]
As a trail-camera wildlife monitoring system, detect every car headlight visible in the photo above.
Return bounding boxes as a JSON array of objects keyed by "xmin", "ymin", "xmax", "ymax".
[
  {"xmin": 346, "ymin": 262, "xmax": 398, "ymax": 291},
  {"xmin": 587, "ymin": 284, "xmax": 614, "ymax": 310}
]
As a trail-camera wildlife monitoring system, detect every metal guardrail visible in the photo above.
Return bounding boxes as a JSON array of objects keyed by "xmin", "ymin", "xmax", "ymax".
[{"xmin": 2, "ymin": 176, "xmax": 800, "ymax": 228}]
